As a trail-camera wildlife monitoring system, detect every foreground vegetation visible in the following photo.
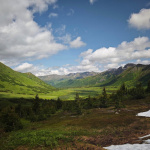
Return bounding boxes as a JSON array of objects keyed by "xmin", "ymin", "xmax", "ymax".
[{"xmin": 0, "ymin": 81, "xmax": 150, "ymax": 149}]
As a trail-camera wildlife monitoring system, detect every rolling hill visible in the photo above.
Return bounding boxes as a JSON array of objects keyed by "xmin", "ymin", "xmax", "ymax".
[
  {"xmin": 0, "ymin": 62, "xmax": 55, "ymax": 95},
  {"xmin": 39, "ymin": 63, "xmax": 150, "ymax": 88}
]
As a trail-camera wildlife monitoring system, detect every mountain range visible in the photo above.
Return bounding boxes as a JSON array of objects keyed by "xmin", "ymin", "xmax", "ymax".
[
  {"xmin": 0, "ymin": 62, "xmax": 150, "ymax": 95},
  {"xmin": 38, "ymin": 72, "xmax": 98, "ymax": 87},
  {"xmin": 39, "ymin": 63, "xmax": 150, "ymax": 88}
]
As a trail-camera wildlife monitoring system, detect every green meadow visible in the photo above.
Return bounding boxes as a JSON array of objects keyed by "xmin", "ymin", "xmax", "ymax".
[{"xmin": 0, "ymin": 86, "xmax": 118, "ymax": 100}]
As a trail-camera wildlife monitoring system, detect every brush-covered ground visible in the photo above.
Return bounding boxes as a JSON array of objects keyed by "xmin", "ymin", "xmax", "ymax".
[{"xmin": 0, "ymin": 95, "xmax": 150, "ymax": 150}]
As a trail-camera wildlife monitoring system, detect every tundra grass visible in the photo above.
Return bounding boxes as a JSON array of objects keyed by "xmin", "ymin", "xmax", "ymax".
[{"xmin": 1, "ymin": 97, "xmax": 150, "ymax": 149}]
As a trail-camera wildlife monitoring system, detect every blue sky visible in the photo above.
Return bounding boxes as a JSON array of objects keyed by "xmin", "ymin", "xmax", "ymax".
[{"xmin": 0, "ymin": 0, "xmax": 150, "ymax": 75}]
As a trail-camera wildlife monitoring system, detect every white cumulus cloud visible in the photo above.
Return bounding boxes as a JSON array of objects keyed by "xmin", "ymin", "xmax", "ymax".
[
  {"xmin": 34, "ymin": 64, "xmax": 99, "ymax": 76},
  {"xmin": 128, "ymin": 8, "xmax": 150, "ymax": 30},
  {"xmin": 0, "ymin": 0, "xmax": 67, "ymax": 66},
  {"xmin": 80, "ymin": 36, "xmax": 150, "ymax": 69},
  {"xmin": 70, "ymin": 37, "xmax": 86, "ymax": 48},
  {"xmin": 14, "ymin": 63, "xmax": 34, "ymax": 72}
]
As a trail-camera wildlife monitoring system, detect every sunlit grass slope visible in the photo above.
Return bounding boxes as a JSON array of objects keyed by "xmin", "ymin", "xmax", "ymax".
[
  {"xmin": 101, "ymin": 64, "xmax": 150, "ymax": 87},
  {"xmin": 0, "ymin": 62, "xmax": 55, "ymax": 95}
]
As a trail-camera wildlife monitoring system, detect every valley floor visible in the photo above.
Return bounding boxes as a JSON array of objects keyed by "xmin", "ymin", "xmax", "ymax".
[{"xmin": 0, "ymin": 86, "xmax": 118, "ymax": 100}]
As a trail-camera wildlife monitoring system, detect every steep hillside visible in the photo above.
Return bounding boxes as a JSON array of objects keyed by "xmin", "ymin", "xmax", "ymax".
[
  {"xmin": 38, "ymin": 72, "xmax": 98, "ymax": 86},
  {"xmin": 0, "ymin": 62, "xmax": 55, "ymax": 95},
  {"xmin": 101, "ymin": 64, "xmax": 150, "ymax": 87},
  {"xmin": 43, "ymin": 64, "xmax": 150, "ymax": 88}
]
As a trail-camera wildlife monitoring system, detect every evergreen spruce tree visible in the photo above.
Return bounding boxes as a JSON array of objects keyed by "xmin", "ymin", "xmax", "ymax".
[
  {"xmin": 87, "ymin": 95, "xmax": 92, "ymax": 109},
  {"xmin": 119, "ymin": 82, "xmax": 126, "ymax": 96},
  {"xmin": 56, "ymin": 97, "xmax": 62, "ymax": 110},
  {"xmin": 146, "ymin": 80, "xmax": 150, "ymax": 93},
  {"xmin": 135, "ymin": 82, "xmax": 145, "ymax": 99},
  {"xmin": 100, "ymin": 87, "xmax": 107, "ymax": 108},
  {"xmin": 15, "ymin": 102, "xmax": 22, "ymax": 117},
  {"xmin": 32, "ymin": 94, "xmax": 40, "ymax": 114},
  {"xmin": 114, "ymin": 92, "xmax": 121, "ymax": 110},
  {"xmin": 75, "ymin": 92, "xmax": 81, "ymax": 108},
  {"xmin": 72, "ymin": 101, "xmax": 82, "ymax": 115},
  {"xmin": 70, "ymin": 93, "xmax": 82, "ymax": 115},
  {"xmin": 75, "ymin": 93, "xmax": 80, "ymax": 101},
  {"xmin": 113, "ymin": 83, "xmax": 126, "ymax": 110}
]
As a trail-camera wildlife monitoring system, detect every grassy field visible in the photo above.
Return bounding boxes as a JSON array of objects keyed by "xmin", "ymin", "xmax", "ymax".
[
  {"xmin": 0, "ymin": 86, "xmax": 118, "ymax": 100},
  {"xmin": 0, "ymin": 96, "xmax": 150, "ymax": 150}
]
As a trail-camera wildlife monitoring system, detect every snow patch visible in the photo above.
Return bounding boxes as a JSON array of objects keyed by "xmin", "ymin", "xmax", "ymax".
[
  {"xmin": 144, "ymin": 139, "xmax": 150, "ymax": 144},
  {"xmin": 104, "ymin": 144, "xmax": 150, "ymax": 150},
  {"xmin": 137, "ymin": 110, "xmax": 150, "ymax": 117},
  {"xmin": 104, "ymin": 110, "xmax": 150, "ymax": 149},
  {"xmin": 139, "ymin": 134, "xmax": 150, "ymax": 139}
]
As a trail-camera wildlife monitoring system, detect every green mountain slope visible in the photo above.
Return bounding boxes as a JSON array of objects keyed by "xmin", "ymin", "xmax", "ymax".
[
  {"xmin": 0, "ymin": 62, "xmax": 55, "ymax": 95},
  {"xmin": 53, "ymin": 71, "xmax": 115, "ymax": 88},
  {"xmin": 38, "ymin": 72, "xmax": 98, "ymax": 86},
  {"xmin": 43, "ymin": 64, "xmax": 150, "ymax": 88},
  {"xmin": 101, "ymin": 64, "xmax": 150, "ymax": 87}
]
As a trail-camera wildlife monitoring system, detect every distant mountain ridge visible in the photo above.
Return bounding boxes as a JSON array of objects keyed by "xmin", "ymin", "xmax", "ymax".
[
  {"xmin": 38, "ymin": 72, "xmax": 98, "ymax": 86},
  {"xmin": 39, "ymin": 63, "xmax": 150, "ymax": 88},
  {"xmin": 0, "ymin": 62, "xmax": 55, "ymax": 95}
]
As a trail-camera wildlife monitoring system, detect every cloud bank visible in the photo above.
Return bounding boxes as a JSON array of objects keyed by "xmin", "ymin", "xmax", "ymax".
[
  {"xmin": 80, "ymin": 36, "xmax": 150, "ymax": 69},
  {"xmin": 128, "ymin": 8, "xmax": 150, "ymax": 30},
  {"xmin": 0, "ymin": 0, "xmax": 67, "ymax": 66},
  {"xmin": 14, "ymin": 36, "xmax": 150, "ymax": 76},
  {"xmin": 0, "ymin": 0, "xmax": 86, "ymax": 66},
  {"xmin": 14, "ymin": 62, "xmax": 99, "ymax": 76}
]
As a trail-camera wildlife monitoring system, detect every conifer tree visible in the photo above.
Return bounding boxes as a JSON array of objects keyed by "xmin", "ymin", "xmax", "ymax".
[
  {"xmin": 146, "ymin": 80, "xmax": 150, "ymax": 93},
  {"xmin": 15, "ymin": 102, "xmax": 22, "ymax": 117},
  {"xmin": 100, "ymin": 87, "xmax": 107, "ymax": 108},
  {"xmin": 113, "ymin": 83, "xmax": 126, "ymax": 110},
  {"xmin": 75, "ymin": 93, "xmax": 80, "ymax": 101},
  {"xmin": 135, "ymin": 82, "xmax": 145, "ymax": 99},
  {"xmin": 72, "ymin": 101, "xmax": 82, "ymax": 115},
  {"xmin": 56, "ymin": 97, "xmax": 62, "ymax": 110},
  {"xmin": 87, "ymin": 95, "xmax": 92, "ymax": 109},
  {"xmin": 119, "ymin": 82, "xmax": 126, "ymax": 95},
  {"xmin": 32, "ymin": 94, "xmax": 40, "ymax": 114}
]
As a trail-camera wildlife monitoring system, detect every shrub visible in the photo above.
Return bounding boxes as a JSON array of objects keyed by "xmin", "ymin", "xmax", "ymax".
[{"xmin": 0, "ymin": 107, "xmax": 23, "ymax": 132}]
